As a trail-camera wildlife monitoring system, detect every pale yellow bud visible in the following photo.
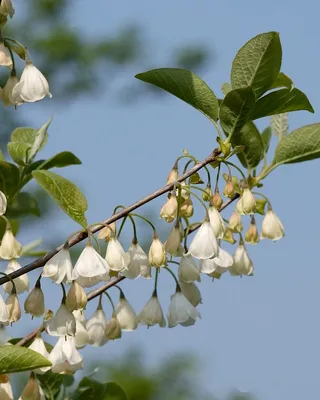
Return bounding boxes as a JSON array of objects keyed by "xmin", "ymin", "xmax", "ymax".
[
  {"xmin": 223, "ymin": 180, "xmax": 235, "ymax": 198},
  {"xmin": 228, "ymin": 211, "xmax": 243, "ymax": 233},
  {"xmin": 0, "ymin": 228, "xmax": 23, "ymax": 259},
  {"xmin": 105, "ymin": 314, "xmax": 122, "ymax": 340},
  {"xmin": 148, "ymin": 233, "xmax": 166, "ymax": 267},
  {"xmin": 6, "ymin": 293, "xmax": 21, "ymax": 323},
  {"xmin": 212, "ymin": 191, "xmax": 223, "ymax": 210},
  {"xmin": 24, "ymin": 283, "xmax": 45, "ymax": 317},
  {"xmin": 97, "ymin": 222, "xmax": 116, "ymax": 241},
  {"xmin": 236, "ymin": 189, "xmax": 256, "ymax": 215},
  {"xmin": 19, "ymin": 372, "xmax": 41, "ymax": 400},
  {"xmin": 166, "ymin": 167, "xmax": 179, "ymax": 185},
  {"xmin": 245, "ymin": 218, "xmax": 259, "ymax": 245},
  {"xmin": 66, "ymin": 281, "xmax": 87, "ymax": 311},
  {"xmin": 180, "ymin": 197, "xmax": 194, "ymax": 218},
  {"xmin": 165, "ymin": 222, "xmax": 181, "ymax": 255},
  {"xmin": 202, "ymin": 185, "xmax": 213, "ymax": 202},
  {"xmin": 160, "ymin": 193, "xmax": 178, "ymax": 223}
]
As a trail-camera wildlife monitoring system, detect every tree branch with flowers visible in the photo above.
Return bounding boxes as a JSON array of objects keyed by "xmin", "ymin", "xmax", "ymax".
[{"xmin": 0, "ymin": 1, "xmax": 318, "ymax": 398}]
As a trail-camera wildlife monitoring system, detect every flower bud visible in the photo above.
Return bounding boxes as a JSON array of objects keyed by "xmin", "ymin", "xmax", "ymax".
[
  {"xmin": 0, "ymin": 227, "xmax": 23, "ymax": 259},
  {"xmin": 0, "ymin": 41, "xmax": 12, "ymax": 68},
  {"xmin": 138, "ymin": 291, "xmax": 166, "ymax": 328},
  {"xmin": 105, "ymin": 237, "xmax": 130, "ymax": 272},
  {"xmin": 24, "ymin": 282, "xmax": 45, "ymax": 317},
  {"xmin": 115, "ymin": 293, "xmax": 138, "ymax": 331},
  {"xmin": 261, "ymin": 208, "xmax": 285, "ymax": 241},
  {"xmin": 202, "ymin": 185, "xmax": 213, "ymax": 202},
  {"xmin": 229, "ymin": 211, "xmax": 243, "ymax": 233},
  {"xmin": 105, "ymin": 314, "xmax": 122, "ymax": 340},
  {"xmin": 180, "ymin": 196, "xmax": 194, "ymax": 218},
  {"xmin": 97, "ymin": 222, "xmax": 116, "ymax": 241},
  {"xmin": 3, "ymin": 259, "xmax": 29, "ymax": 294},
  {"xmin": 223, "ymin": 179, "xmax": 235, "ymax": 198},
  {"xmin": 19, "ymin": 372, "xmax": 41, "ymax": 400},
  {"xmin": 66, "ymin": 282, "xmax": 87, "ymax": 311},
  {"xmin": 6, "ymin": 292, "xmax": 21, "ymax": 324},
  {"xmin": 86, "ymin": 305, "xmax": 108, "ymax": 346},
  {"xmin": 166, "ymin": 166, "xmax": 179, "ymax": 185},
  {"xmin": 236, "ymin": 188, "xmax": 256, "ymax": 215},
  {"xmin": 212, "ymin": 191, "xmax": 223, "ymax": 210},
  {"xmin": 0, "ymin": 191, "xmax": 7, "ymax": 215},
  {"xmin": 245, "ymin": 217, "xmax": 259, "ymax": 245},
  {"xmin": 148, "ymin": 232, "xmax": 166, "ymax": 267},
  {"xmin": 208, "ymin": 206, "xmax": 226, "ymax": 239},
  {"xmin": 160, "ymin": 192, "xmax": 178, "ymax": 223},
  {"xmin": 0, "ymin": 375, "xmax": 13, "ymax": 400},
  {"xmin": 165, "ymin": 221, "xmax": 181, "ymax": 255}
]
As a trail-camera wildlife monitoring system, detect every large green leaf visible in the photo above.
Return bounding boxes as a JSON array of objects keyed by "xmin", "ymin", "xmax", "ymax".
[
  {"xmin": 104, "ymin": 382, "xmax": 129, "ymax": 400},
  {"xmin": 219, "ymin": 87, "xmax": 255, "ymax": 140},
  {"xmin": 0, "ymin": 160, "xmax": 20, "ymax": 199},
  {"xmin": 37, "ymin": 371, "xmax": 64, "ymax": 400},
  {"xmin": 269, "ymin": 72, "xmax": 293, "ymax": 90},
  {"xmin": 232, "ymin": 122, "xmax": 264, "ymax": 168},
  {"xmin": 135, "ymin": 68, "xmax": 219, "ymax": 122},
  {"xmin": 6, "ymin": 192, "xmax": 40, "ymax": 218},
  {"xmin": 71, "ymin": 378, "xmax": 128, "ymax": 400},
  {"xmin": 7, "ymin": 127, "xmax": 49, "ymax": 166},
  {"xmin": 261, "ymin": 127, "xmax": 272, "ymax": 152},
  {"xmin": 37, "ymin": 151, "xmax": 82, "ymax": 170},
  {"xmin": 231, "ymin": 32, "xmax": 282, "ymax": 98},
  {"xmin": 32, "ymin": 170, "xmax": 88, "ymax": 227},
  {"xmin": 273, "ymin": 123, "xmax": 320, "ymax": 166},
  {"xmin": 0, "ymin": 345, "xmax": 51, "ymax": 374},
  {"xmin": 252, "ymin": 88, "xmax": 314, "ymax": 120}
]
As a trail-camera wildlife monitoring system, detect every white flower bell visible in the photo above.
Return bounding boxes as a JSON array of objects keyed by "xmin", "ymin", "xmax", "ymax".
[
  {"xmin": 0, "ymin": 294, "xmax": 9, "ymax": 323},
  {"xmin": 73, "ymin": 310, "xmax": 89, "ymax": 349},
  {"xmin": 105, "ymin": 237, "xmax": 130, "ymax": 272},
  {"xmin": 0, "ymin": 227, "xmax": 22, "ymax": 259},
  {"xmin": 178, "ymin": 254, "xmax": 200, "ymax": 283},
  {"xmin": 208, "ymin": 206, "xmax": 226, "ymax": 239},
  {"xmin": 236, "ymin": 188, "xmax": 256, "ymax": 215},
  {"xmin": 105, "ymin": 314, "xmax": 122, "ymax": 340},
  {"xmin": 42, "ymin": 244, "xmax": 73, "ymax": 284},
  {"xmin": 138, "ymin": 291, "xmax": 166, "ymax": 328},
  {"xmin": 199, "ymin": 247, "xmax": 233, "ymax": 274},
  {"xmin": 49, "ymin": 336, "xmax": 83, "ymax": 374},
  {"xmin": 122, "ymin": 241, "xmax": 149, "ymax": 279},
  {"xmin": 2, "ymin": 75, "xmax": 22, "ymax": 106},
  {"xmin": 0, "ymin": 0, "xmax": 14, "ymax": 18},
  {"xmin": 0, "ymin": 190, "xmax": 7, "ymax": 215},
  {"xmin": 46, "ymin": 303, "xmax": 76, "ymax": 337},
  {"xmin": 229, "ymin": 211, "xmax": 243, "ymax": 232},
  {"xmin": 76, "ymin": 273, "xmax": 109, "ymax": 288},
  {"xmin": 0, "ymin": 377, "xmax": 13, "ymax": 400},
  {"xmin": 115, "ymin": 293, "xmax": 137, "ymax": 331},
  {"xmin": 230, "ymin": 240, "xmax": 254, "ymax": 276},
  {"xmin": 165, "ymin": 222, "xmax": 181, "ymax": 255},
  {"xmin": 148, "ymin": 233, "xmax": 166, "ymax": 267},
  {"xmin": 3, "ymin": 259, "xmax": 29, "ymax": 294},
  {"xmin": 24, "ymin": 282, "xmax": 45, "ymax": 317},
  {"xmin": 28, "ymin": 335, "xmax": 50, "ymax": 374},
  {"xmin": 160, "ymin": 192, "xmax": 178, "ymax": 222},
  {"xmin": 72, "ymin": 242, "xmax": 110, "ymax": 280},
  {"xmin": 65, "ymin": 281, "xmax": 87, "ymax": 311},
  {"xmin": 6, "ymin": 293, "xmax": 21, "ymax": 323},
  {"xmin": 167, "ymin": 288, "xmax": 201, "ymax": 328},
  {"xmin": 188, "ymin": 220, "xmax": 218, "ymax": 260},
  {"xmin": 179, "ymin": 281, "xmax": 202, "ymax": 307},
  {"xmin": 86, "ymin": 304, "xmax": 108, "ymax": 346},
  {"xmin": 261, "ymin": 208, "xmax": 285, "ymax": 241},
  {"xmin": 0, "ymin": 42, "xmax": 12, "ymax": 68}
]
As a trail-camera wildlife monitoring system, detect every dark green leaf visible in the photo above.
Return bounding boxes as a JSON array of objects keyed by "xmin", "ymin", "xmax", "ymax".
[
  {"xmin": 255, "ymin": 198, "xmax": 268, "ymax": 215},
  {"xmin": 261, "ymin": 127, "xmax": 272, "ymax": 152},
  {"xmin": 37, "ymin": 371, "xmax": 64, "ymax": 400},
  {"xmin": 0, "ymin": 345, "xmax": 51, "ymax": 374},
  {"xmin": 231, "ymin": 122, "xmax": 264, "ymax": 168},
  {"xmin": 135, "ymin": 68, "xmax": 219, "ymax": 122},
  {"xmin": 6, "ymin": 192, "xmax": 40, "ymax": 218},
  {"xmin": 104, "ymin": 382, "xmax": 129, "ymax": 400},
  {"xmin": 32, "ymin": 170, "xmax": 88, "ymax": 227},
  {"xmin": 0, "ymin": 148, "xmax": 5, "ymax": 161},
  {"xmin": 273, "ymin": 123, "xmax": 320, "ymax": 166},
  {"xmin": 221, "ymin": 83, "xmax": 232, "ymax": 95},
  {"xmin": 37, "ymin": 151, "xmax": 82, "ymax": 170},
  {"xmin": 269, "ymin": 72, "xmax": 293, "ymax": 90},
  {"xmin": 231, "ymin": 32, "xmax": 282, "ymax": 98},
  {"xmin": 252, "ymin": 88, "xmax": 314, "ymax": 120},
  {"xmin": 219, "ymin": 87, "xmax": 255, "ymax": 140},
  {"xmin": 71, "ymin": 377, "xmax": 106, "ymax": 400},
  {"xmin": 0, "ymin": 160, "xmax": 20, "ymax": 199}
]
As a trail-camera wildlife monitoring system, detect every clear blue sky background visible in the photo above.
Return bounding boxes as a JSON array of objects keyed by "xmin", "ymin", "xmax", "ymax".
[{"xmin": 5, "ymin": 1, "xmax": 320, "ymax": 399}]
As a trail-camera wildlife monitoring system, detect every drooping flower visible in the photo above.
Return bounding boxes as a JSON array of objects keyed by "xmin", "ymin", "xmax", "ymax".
[
  {"xmin": 46, "ymin": 303, "xmax": 76, "ymax": 337},
  {"xmin": 208, "ymin": 206, "xmax": 226, "ymax": 239},
  {"xmin": 3, "ymin": 259, "xmax": 29, "ymax": 294},
  {"xmin": 105, "ymin": 313, "xmax": 122, "ymax": 340},
  {"xmin": 178, "ymin": 254, "xmax": 200, "ymax": 283},
  {"xmin": 73, "ymin": 310, "xmax": 89, "ymax": 349},
  {"xmin": 97, "ymin": 222, "xmax": 116, "ymax": 241},
  {"xmin": 18, "ymin": 372, "xmax": 43, "ymax": 400},
  {"xmin": 65, "ymin": 281, "xmax": 87, "ymax": 311},
  {"xmin": 223, "ymin": 179, "xmax": 235, "ymax": 198},
  {"xmin": 24, "ymin": 281, "xmax": 45, "ymax": 317},
  {"xmin": 160, "ymin": 192, "xmax": 178, "ymax": 223},
  {"xmin": 0, "ymin": 227, "xmax": 22, "ymax": 259},
  {"xmin": 148, "ymin": 232, "xmax": 166, "ymax": 267},
  {"xmin": 2, "ymin": 75, "xmax": 22, "ymax": 106},
  {"xmin": 0, "ymin": 375, "xmax": 13, "ymax": 400},
  {"xmin": 230, "ymin": 240, "xmax": 254, "ymax": 276},
  {"xmin": 12, "ymin": 56, "xmax": 52, "ymax": 103},
  {"xmin": 0, "ymin": 42, "xmax": 12, "ymax": 68},
  {"xmin": 115, "ymin": 292, "xmax": 137, "ymax": 331},
  {"xmin": 228, "ymin": 211, "xmax": 243, "ymax": 233},
  {"xmin": 72, "ymin": 242, "xmax": 110, "ymax": 280},
  {"xmin": 86, "ymin": 304, "xmax": 108, "ymax": 346},
  {"xmin": 167, "ymin": 287, "xmax": 201, "ymax": 328},
  {"xmin": 0, "ymin": 191, "xmax": 7, "ymax": 215},
  {"xmin": 75, "ymin": 273, "xmax": 110, "ymax": 288},
  {"xmin": 5, "ymin": 292, "xmax": 21, "ymax": 323},
  {"xmin": 180, "ymin": 196, "xmax": 194, "ymax": 218},
  {"xmin": 212, "ymin": 190, "xmax": 223, "ymax": 210},
  {"xmin": 261, "ymin": 208, "xmax": 285, "ymax": 241},
  {"xmin": 188, "ymin": 220, "xmax": 218, "ymax": 260},
  {"xmin": 28, "ymin": 335, "xmax": 50, "ymax": 374},
  {"xmin": 199, "ymin": 247, "xmax": 233, "ymax": 274},
  {"xmin": 49, "ymin": 336, "xmax": 83, "ymax": 374},
  {"xmin": 165, "ymin": 221, "xmax": 181, "ymax": 255},
  {"xmin": 179, "ymin": 281, "xmax": 202, "ymax": 307},
  {"xmin": 105, "ymin": 237, "xmax": 130, "ymax": 272},
  {"xmin": 236, "ymin": 189, "xmax": 256, "ymax": 215},
  {"xmin": 0, "ymin": 294, "xmax": 9, "ymax": 323},
  {"xmin": 138, "ymin": 291, "xmax": 166, "ymax": 328},
  {"xmin": 245, "ymin": 216, "xmax": 259, "ymax": 245},
  {"xmin": 122, "ymin": 240, "xmax": 149, "ymax": 279},
  {"xmin": 166, "ymin": 166, "xmax": 178, "ymax": 185},
  {"xmin": 42, "ymin": 244, "xmax": 73, "ymax": 284}
]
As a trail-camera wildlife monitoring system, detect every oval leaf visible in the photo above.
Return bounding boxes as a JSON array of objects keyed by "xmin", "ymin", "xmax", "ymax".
[
  {"xmin": 6, "ymin": 192, "xmax": 40, "ymax": 218},
  {"xmin": 135, "ymin": 68, "xmax": 219, "ymax": 122},
  {"xmin": 273, "ymin": 123, "xmax": 320, "ymax": 166},
  {"xmin": 232, "ymin": 122, "xmax": 264, "ymax": 168},
  {"xmin": 38, "ymin": 151, "xmax": 82, "ymax": 170},
  {"xmin": 71, "ymin": 377, "xmax": 107, "ymax": 400},
  {"xmin": 252, "ymin": 88, "xmax": 314, "ymax": 120},
  {"xmin": 261, "ymin": 126, "xmax": 272, "ymax": 152},
  {"xmin": 231, "ymin": 32, "xmax": 282, "ymax": 98},
  {"xmin": 104, "ymin": 382, "xmax": 129, "ymax": 400},
  {"xmin": 269, "ymin": 72, "xmax": 294, "ymax": 90},
  {"xmin": 0, "ymin": 345, "xmax": 51, "ymax": 374},
  {"xmin": 0, "ymin": 160, "xmax": 20, "ymax": 199},
  {"xmin": 32, "ymin": 170, "xmax": 88, "ymax": 227},
  {"xmin": 219, "ymin": 87, "xmax": 256, "ymax": 140}
]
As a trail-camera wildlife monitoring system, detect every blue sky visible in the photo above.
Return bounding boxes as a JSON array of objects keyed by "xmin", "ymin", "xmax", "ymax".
[{"xmin": 4, "ymin": 0, "xmax": 320, "ymax": 399}]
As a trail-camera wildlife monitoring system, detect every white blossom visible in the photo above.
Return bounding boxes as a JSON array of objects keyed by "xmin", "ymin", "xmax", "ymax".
[
  {"xmin": 0, "ymin": 294, "xmax": 9, "ymax": 323},
  {"xmin": 65, "ymin": 281, "xmax": 87, "ymax": 311},
  {"xmin": 179, "ymin": 281, "xmax": 202, "ymax": 307},
  {"xmin": 167, "ymin": 289, "xmax": 201, "ymax": 328},
  {"xmin": 199, "ymin": 247, "xmax": 233, "ymax": 274},
  {"xmin": 2, "ymin": 76, "xmax": 22, "ymax": 106},
  {"xmin": 261, "ymin": 209, "xmax": 285, "ymax": 241},
  {"xmin": 178, "ymin": 254, "xmax": 200, "ymax": 283},
  {"xmin": 160, "ymin": 192, "xmax": 178, "ymax": 222},
  {"xmin": 6, "ymin": 293, "xmax": 21, "ymax": 323},
  {"xmin": 115, "ymin": 295, "xmax": 137, "ymax": 331},
  {"xmin": 0, "ymin": 0, "xmax": 14, "ymax": 18},
  {"xmin": 105, "ymin": 314, "xmax": 122, "ymax": 340},
  {"xmin": 0, "ymin": 42, "xmax": 12, "ymax": 68},
  {"xmin": 3, "ymin": 259, "xmax": 29, "ymax": 294},
  {"xmin": 46, "ymin": 303, "xmax": 76, "ymax": 337},
  {"xmin": 148, "ymin": 233, "xmax": 166, "ymax": 267},
  {"xmin": 75, "ymin": 273, "xmax": 109, "ymax": 288},
  {"xmin": 138, "ymin": 292, "xmax": 166, "ymax": 328},
  {"xmin": 230, "ymin": 242, "xmax": 254, "ymax": 276},
  {"xmin": 165, "ymin": 223, "xmax": 181, "ymax": 255},
  {"xmin": 28, "ymin": 336, "xmax": 50, "ymax": 374},
  {"xmin": 236, "ymin": 189, "xmax": 256, "ymax": 215},
  {"xmin": 0, "ymin": 190, "xmax": 7, "ymax": 215},
  {"xmin": 72, "ymin": 243, "xmax": 110, "ymax": 279},
  {"xmin": 0, "ymin": 229, "xmax": 22, "ymax": 259},
  {"xmin": 105, "ymin": 237, "xmax": 130, "ymax": 272},
  {"xmin": 188, "ymin": 220, "xmax": 218, "ymax": 260},
  {"xmin": 42, "ymin": 246, "xmax": 73, "ymax": 284},
  {"xmin": 208, "ymin": 206, "xmax": 226, "ymax": 239},
  {"xmin": 122, "ymin": 242, "xmax": 149, "ymax": 279},
  {"xmin": 49, "ymin": 336, "xmax": 83, "ymax": 374},
  {"xmin": 86, "ymin": 307, "xmax": 108, "ymax": 346},
  {"xmin": 229, "ymin": 211, "xmax": 243, "ymax": 232},
  {"xmin": 73, "ymin": 310, "xmax": 89, "ymax": 349}
]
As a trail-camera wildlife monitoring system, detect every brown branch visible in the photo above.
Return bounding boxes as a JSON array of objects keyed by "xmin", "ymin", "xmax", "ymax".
[{"xmin": 0, "ymin": 148, "xmax": 221, "ymax": 286}]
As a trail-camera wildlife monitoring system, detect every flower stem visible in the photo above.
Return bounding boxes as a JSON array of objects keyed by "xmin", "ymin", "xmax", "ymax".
[
  {"xmin": 153, "ymin": 268, "xmax": 159, "ymax": 293},
  {"xmin": 223, "ymin": 160, "xmax": 246, "ymax": 180},
  {"xmin": 60, "ymin": 283, "xmax": 67, "ymax": 302},
  {"xmin": 104, "ymin": 291, "xmax": 116, "ymax": 312},
  {"xmin": 0, "ymin": 272, "xmax": 16, "ymax": 294},
  {"xmin": 129, "ymin": 213, "xmax": 156, "ymax": 232},
  {"xmin": 164, "ymin": 266, "xmax": 179, "ymax": 287}
]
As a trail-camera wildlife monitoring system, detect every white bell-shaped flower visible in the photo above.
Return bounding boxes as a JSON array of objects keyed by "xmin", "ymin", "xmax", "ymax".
[
  {"xmin": 72, "ymin": 242, "xmax": 110, "ymax": 279},
  {"xmin": 165, "ymin": 222, "xmax": 181, "ymax": 255},
  {"xmin": 6, "ymin": 293, "xmax": 21, "ymax": 323},
  {"xmin": 105, "ymin": 314, "xmax": 122, "ymax": 340},
  {"xmin": 49, "ymin": 336, "xmax": 83, "ymax": 374},
  {"xmin": 73, "ymin": 310, "xmax": 89, "ymax": 349},
  {"xmin": 160, "ymin": 192, "xmax": 178, "ymax": 222},
  {"xmin": 0, "ymin": 42, "xmax": 12, "ymax": 68},
  {"xmin": 236, "ymin": 189, "xmax": 256, "ymax": 215},
  {"xmin": 0, "ymin": 377, "xmax": 13, "ymax": 400},
  {"xmin": 46, "ymin": 303, "xmax": 76, "ymax": 337},
  {"xmin": 178, "ymin": 254, "xmax": 200, "ymax": 283},
  {"xmin": 167, "ymin": 288, "xmax": 201, "ymax": 328},
  {"xmin": 3, "ymin": 259, "xmax": 29, "ymax": 294},
  {"xmin": 122, "ymin": 241, "xmax": 149, "ymax": 279},
  {"xmin": 0, "ymin": 228, "xmax": 22, "ymax": 259},
  {"xmin": 28, "ymin": 335, "xmax": 50, "ymax": 374},
  {"xmin": 188, "ymin": 220, "xmax": 218, "ymax": 260},
  {"xmin": 0, "ymin": 190, "xmax": 7, "ymax": 215},
  {"xmin": 208, "ymin": 206, "xmax": 226, "ymax": 239},
  {"xmin": 229, "ymin": 211, "xmax": 243, "ymax": 232},
  {"xmin": 42, "ymin": 245, "xmax": 73, "ymax": 284},
  {"xmin": 24, "ymin": 283, "xmax": 45, "ymax": 317},
  {"xmin": 138, "ymin": 291, "xmax": 166, "ymax": 328},
  {"xmin": 261, "ymin": 208, "xmax": 285, "ymax": 241},
  {"xmin": 230, "ymin": 241, "xmax": 254, "ymax": 276},
  {"xmin": 12, "ymin": 58, "xmax": 52, "ymax": 103},
  {"xmin": 0, "ymin": 0, "xmax": 14, "ymax": 18},
  {"xmin": 105, "ymin": 237, "xmax": 130, "ymax": 272},
  {"xmin": 115, "ymin": 293, "xmax": 137, "ymax": 331},
  {"xmin": 179, "ymin": 281, "xmax": 202, "ymax": 307},
  {"xmin": 86, "ymin": 305, "xmax": 108, "ymax": 346},
  {"xmin": 148, "ymin": 233, "xmax": 166, "ymax": 267},
  {"xmin": 199, "ymin": 247, "xmax": 233, "ymax": 274},
  {"xmin": 65, "ymin": 281, "xmax": 87, "ymax": 311},
  {"xmin": 76, "ymin": 273, "xmax": 109, "ymax": 288},
  {"xmin": 2, "ymin": 76, "xmax": 22, "ymax": 107},
  {"xmin": 0, "ymin": 294, "xmax": 9, "ymax": 323}
]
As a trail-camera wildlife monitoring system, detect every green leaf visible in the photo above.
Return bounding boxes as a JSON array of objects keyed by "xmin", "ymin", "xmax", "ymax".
[
  {"xmin": 135, "ymin": 68, "xmax": 219, "ymax": 122},
  {"xmin": 0, "ymin": 160, "xmax": 20, "ymax": 199},
  {"xmin": 269, "ymin": 72, "xmax": 293, "ymax": 90},
  {"xmin": 219, "ymin": 87, "xmax": 256, "ymax": 140},
  {"xmin": 221, "ymin": 82, "xmax": 232, "ymax": 95},
  {"xmin": 255, "ymin": 198, "xmax": 268, "ymax": 215},
  {"xmin": 37, "ymin": 371, "xmax": 64, "ymax": 400},
  {"xmin": 0, "ymin": 148, "xmax": 5, "ymax": 161},
  {"xmin": 252, "ymin": 88, "xmax": 314, "ymax": 120},
  {"xmin": 231, "ymin": 32, "xmax": 282, "ymax": 98},
  {"xmin": 8, "ymin": 338, "xmax": 53, "ymax": 352},
  {"xmin": 0, "ymin": 345, "xmax": 51, "ymax": 374},
  {"xmin": 104, "ymin": 382, "xmax": 129, "ymax": 400},
  {"xmin": 37, "ymin": 151, "xmax": 82, "ymax": 170},
  {"xmin": 6, "ymin": 192, "xmax": 40, "ymax": 218},
  {"xmin": 28, "ymin": 118, "xmax": 52, "ymax": 161},
  {"xmin": 7, "ymin": 127, "xmax": 49, "ymax": 166},
  {"xmin": 261, "ymin": 127, "xmax": 272, "ymax": 152},
  {"xmin": 32, "ymin": 170, "xmax": 88, "ymax": 227},
  {"xmin": 71, "ymin": 379, "xmax": 129, "ymax": 400},
  {"xmin": 273, "ymin": 123, "xmax": 320, "ymax": 166}
]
